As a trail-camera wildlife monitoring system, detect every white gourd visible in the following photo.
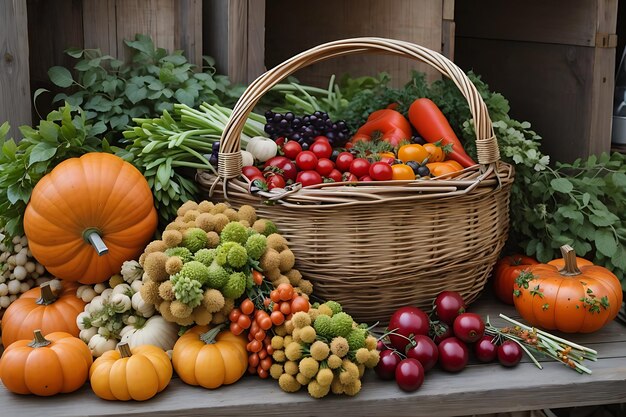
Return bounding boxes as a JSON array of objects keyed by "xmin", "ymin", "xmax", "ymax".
[
  {"xmin": 88, "ymin": 334, "xmax": 118, "ymax": 357},
  {"xmin": 100, "ymin": 288, "xmax": 113, "ymax": 301},
  {"xmin": 119, "ymin": 315, "xmax": 179, "ymax": 351},
  {"xmin": 88, "ymin": 296, "xmax": 105, "ymax": 314},
  {"xmin": 131, "ymin": 292, "xmax": 155, "ymax": 318},
  {"xmin": 131, "ymin": 280, "xmax": 143, "ymax": 293},
  {"xmin": 76, "ymin": 311, "xmax": 92, "ymax": 330},
  {"xmin": 112, "ymin": 283, "xmax": 132, "ymax": 296},
  {"xmin": 240, "ymin": 150, "xmax": 255, "ymax": 167},
  {"xmin": 245, "ymin": 136, "xmax": 278, "ymax": 162},
  {"xmin": 109, "ymin": 293, "xmax": 132, "ymax": 313},
  {"xmin": 79, "ymin": 327, "xmax": 98, "ymax": 343}
]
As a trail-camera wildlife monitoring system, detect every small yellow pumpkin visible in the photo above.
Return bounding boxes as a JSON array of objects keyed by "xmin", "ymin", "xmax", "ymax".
[{"xmin": 89, "ymin": 343, "xmax": 172, "ymax": 401}]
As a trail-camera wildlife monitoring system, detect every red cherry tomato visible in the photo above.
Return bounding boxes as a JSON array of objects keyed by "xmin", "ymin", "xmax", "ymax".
[
  {"xmin": 265, "ymin": 173, "xmax": 286, "ymax": 190},
  {"xmin": 314, "ymin": 135, "xmax": 329, "ymax": 143},
  {"xmin": 335, "ymin": 152, "xmax": 354, "ymax": 172},
  {"xmin": 369, "ymin": 161, "xmax": 393, "ymax": 181},
  {"xmin": 274, "ymin": 137, "xmax": 286, "ymax": 147},
  {"xmin": 296, "ymin": 170, "xmax": 323, "ymax": 187},
  {"xmin": 295, "ymin": 151, "xmax": 318, "ymax": 171},
  {"xmin": 359, "ymin": 176, "xmax": 373, "ymax": 182},
  {"xmin": 342, "ymin": 172, "xmax": 358, "ymax": 182},
  {"xmin": 327, "ymin": 169, "xmax": 342, "ymax": 182},
  {"xmin": 315, "ymin": 158, "xmax": 335, "ymax": 176},
  {"xmin": 282, "ymin": 141, "xmax": 302, "ymax": 160},
  {"xmin": 242, "ymin": 166, "xmax": 263, "ymax": 180},
  {"xmin": 309, "ymin": 140, "xmax": 333, "ymax": 159},
  {"xmin": 264, "ymin": 156, "xmax": 297, "ymax": 181},
  {"xmin": 349, "ymin": 158, "xmax": 371, "ymax": 178},
  {"xmin": 380, "ymin": 156, "xmax": 395, "ymax": 165}
]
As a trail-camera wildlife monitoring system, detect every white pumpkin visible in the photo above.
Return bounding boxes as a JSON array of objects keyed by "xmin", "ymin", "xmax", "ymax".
[
  {"xmin": 79, "ymin": 327, "xmax": 98, "ymax": 343},
  {"xmin": 245, "ymin": 136, "xmax": 278, "ymax": 162},
  {"xmin": 109, "ymin": 293, "xmax": 132, "ymax": 313},
  {"xmin": 241, "ymin": 150, "xmax": 255, "ymax": 167},
  {"xmin": 120, "ymin": 315, "xmax": 179, "ymax": 351},
  {"xmin": 131, "ymin": 291, "xmax": 155, "ymax": 318}
]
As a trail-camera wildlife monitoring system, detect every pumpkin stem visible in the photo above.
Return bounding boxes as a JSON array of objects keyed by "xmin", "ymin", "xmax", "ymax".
[
  {"xmin": 200, "ymin": 324, "xmax": 225, "ymax": 345},
  {"xmin": 28, "ymin": 330, "xmax": 51, "ymax": 348},
  {"xmin": 84, "ymin": 228, "xmax": 109, "ymax": 256},
  {"xmin": 560, "ymin": 245, "xmax": 581, "ymax": 276},
  {"xmin": 118, "ymin": 342, "xmax": 132, "ymax": 358},
  {"xmin": 36, "ymin": 282, "xmax": 58, "ymax": 305}
]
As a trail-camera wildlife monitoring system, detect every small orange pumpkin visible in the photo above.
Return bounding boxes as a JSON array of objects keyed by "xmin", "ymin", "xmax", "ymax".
[
  {"xmin": 0, "ymin": 330, "xmax": 92, "ymax": 395},
  {"xmin": 513, "ymin": 245, "xmax": 623, "ymax": 333},
  {"xmin": 493, "ymin": 254, "xmax": 539, "ymax": 305},
  {"xmin": 2, "ymin": 281, "xmax": 86, "ymax": 347},
  {"xmin": 172, "ymin": 325, "xmax": 247, "ymax": 389},
  {"xmin": 89, "ymin": 343, "xmax": 172, "ymax": 401},
  {"xmin": 24, "ymin": 152, "xmax": 158, "ymax": 284}
]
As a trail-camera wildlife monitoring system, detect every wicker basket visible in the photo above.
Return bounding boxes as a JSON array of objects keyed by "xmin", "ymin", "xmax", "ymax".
[{"xmin": 197, "ymin": 38, "xmax": 514, "ymax": 324}]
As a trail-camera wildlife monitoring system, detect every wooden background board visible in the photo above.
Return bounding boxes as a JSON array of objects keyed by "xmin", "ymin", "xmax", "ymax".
[
  {"xmin": 1, "ymin": 0, "xmax": 32, "ymax": 138},
  {"xmin": 1, "ymin": 292, "xmax": 624, "ymax": 417},
  {"xmin": 264, "ymin": 0, "xmax": 449, "ymax": 87},
  {"xmin": 455, "ymin": 0, "xmax": 617, "ymax": 163}
]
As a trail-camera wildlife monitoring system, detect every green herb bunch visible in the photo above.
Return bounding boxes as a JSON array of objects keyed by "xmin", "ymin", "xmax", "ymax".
[
  {"xmin": 0, "ymin": 104, "xmax": 109, "ymax": 242},
  {"xmin": 46, "ymin": 34, "xmax": 243, "ymax": 141}
]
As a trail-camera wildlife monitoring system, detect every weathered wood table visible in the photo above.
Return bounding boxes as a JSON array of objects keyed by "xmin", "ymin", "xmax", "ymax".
[{"xmin": 1, "ymin": 292, "xmax": 625, "ymax": 417}]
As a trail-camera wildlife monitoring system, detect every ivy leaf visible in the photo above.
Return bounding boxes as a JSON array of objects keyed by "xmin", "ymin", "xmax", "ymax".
[
  {"xmin": 589, "ymin": 209, "xmax": 619, "ymax": 227},
  {"xmin": 613, "ymin": 246, "xmax": 626, "ymax": 271},
  {"xmin": 174, "ymin": 88, "xmax": 195, "ymax": 107},
  {"xmin": 125, "ymin": 84, "xmax": 148, "ymax": 104},
  {"xmin": 48, "ymin": 66, "xmax": 74, "ymax": 88},
  {"xmin": 581, "ymin": 192, "xmax": 591, "ymax": 207},
  {"xmin": 595, "ymin": 229, "xmax": 617, "ymax": 257},
  {"xmin": 550, "ymin": 178, "xmax": 573, "ymax": 194},
  {"xmin": 7, "ymin": 184, "xmax": 31, "ymax": 204},
  {"xmin": 612, "ymin": 172, "xmax": 626, "ymax": 187}
]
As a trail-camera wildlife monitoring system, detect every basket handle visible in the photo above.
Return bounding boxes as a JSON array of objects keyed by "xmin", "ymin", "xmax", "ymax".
[{"xmin": 216, "ymin": 37, "xmax": 499, "ymax": 184}]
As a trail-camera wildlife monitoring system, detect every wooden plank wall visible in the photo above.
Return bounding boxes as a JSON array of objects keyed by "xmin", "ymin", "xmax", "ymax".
[
  {"xmin": 455, "ymin": 0, "xmax": 617, "ymax": 163},
  {"xmin": 264, "ymin": 0, "xmax": 450, "ymax": 88},
  {"xmin": 1, "ymin": 0, "xmax": 32, "ymax": 138}
]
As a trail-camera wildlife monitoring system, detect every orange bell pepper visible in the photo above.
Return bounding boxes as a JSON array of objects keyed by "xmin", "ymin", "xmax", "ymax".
[{"xmin": 350, "ymin": 109, "xmax": 413, "ymax": 147}]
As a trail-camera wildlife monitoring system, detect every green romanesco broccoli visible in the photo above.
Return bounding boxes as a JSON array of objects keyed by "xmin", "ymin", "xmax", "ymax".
[
  {"xmin": 324, "ymin": 301, "xmax": 342, "ymax": 315},
  {"xmin": 222, "ymin": 271, "xmax": 246, "ymax": 299},
  {"xmin": 244, "ymin": 234, "xmax": 267, "ymax": 260},
  {"xmin": 313, "ymin": 315, "xmax": 333, "ymax": 339},
  {"xmin": 164, "ymin": 247, "xmax": 193, "ymax": 263},
  {"xmin": 215, "ymin": 241, "xmax": 248, "ymax": 269},
  {"xmin": 207, "ymin": 261, "xmax": 230, "ymax": 289},
  {"xmin": 330, "ymin": 312, "xmax": 353, "ymax": 337},
  {"xmin": 181, "ymin": 228, "xmax": 209, "ymax": 253},
  {"xmin": 194, "ymin": 248, "xmax": 217, "ymax": 266},
  {"xmin": 346, "ymin": 328, "xmax": 367, "ymax": 351},
  {"xmin": 171, "ymin": 274, "xmax": 203, "ymax": 308},
  {"xmin": 220, "ymin": 222, "xmax": 248, "ymax": 244},
  {"xmin": 177, "ymin": 261, "xmax": 210, "ymax": 286}
]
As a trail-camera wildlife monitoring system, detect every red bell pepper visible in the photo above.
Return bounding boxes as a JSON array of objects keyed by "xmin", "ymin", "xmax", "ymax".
[{"xmin": 350, "ymin": 109, "xmax": 413, "ymax": 147}]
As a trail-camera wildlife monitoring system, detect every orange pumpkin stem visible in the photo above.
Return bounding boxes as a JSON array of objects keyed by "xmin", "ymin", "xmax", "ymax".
[
  {"xmin": 84, "ymin": 228, "xmax": 109, "ymax": 256},
  {"xmin": 36, "ymin": 282, "xmax": 58, "ymax": 305},
  {"xmin": 200, "ymin": 324, "xmax": 225, "ymax": 345},
  {"xmin": 28, "ymin": 330, "xmax": 51, "ymax": 348},
  {"xmin": 560, "ymin": 245, "xmax": 581, "ymax": 276},
  {"xmin": 118, "ymin": 343, "xmax": 132, "ymax": 358}
]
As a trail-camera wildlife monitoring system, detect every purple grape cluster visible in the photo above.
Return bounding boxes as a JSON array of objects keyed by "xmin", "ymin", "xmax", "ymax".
[{"xmin": 263, "ymin": 111, "xmax": 351, "ymax": 149}]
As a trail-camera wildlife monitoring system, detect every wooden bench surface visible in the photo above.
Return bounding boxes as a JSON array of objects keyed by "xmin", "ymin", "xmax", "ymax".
[{"xmin": 1, "ymin": 292, "xmax": 625, "ymax": 417}]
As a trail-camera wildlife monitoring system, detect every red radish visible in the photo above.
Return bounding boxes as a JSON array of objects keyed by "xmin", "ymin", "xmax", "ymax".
[
  {"xmin": 395, "ymin": 358, "xmax": 425, "ymax": 392},
  {"xmin": 498, "ymin": 340, "xmax": 523, "ymax": 367},
  {"xmin": 453, "ymin": 313, "xmax": 485, "ymax": 343},
  {"xmin": 474, "ymin": 335, "xmax": 498, "ymax": 363},
  {"xmin": 405, "ymin": 335, "xmax": 438, "ymax": 371},
  {"xmin": 375, "ymin": 349, "xmax": 402, "ymax": 380},
  {"xmin": 434, "ymin": 291, "xmax": 466, "ymax": 325},
  {"xmin": 387, "ymin": 306, "xmax": 430, "ymax": 352},
  {"xmin": 438, "ymin": 337, "xmax": 469, "ymax": 372}
]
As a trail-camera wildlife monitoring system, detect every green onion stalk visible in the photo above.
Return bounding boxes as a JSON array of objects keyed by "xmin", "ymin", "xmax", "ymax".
[{"xmin": 120, "ymin": 102, "xmax": 266, "ymax": 226}]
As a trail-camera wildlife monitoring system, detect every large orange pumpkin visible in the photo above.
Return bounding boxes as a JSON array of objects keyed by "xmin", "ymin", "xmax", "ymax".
[
  {"xmin": 493, "ymin": 254, "xmax": 539, "ymax": 305},
  {"xmin": 1, "ymin": 281, "xmax": 85, "ymax": 347},
  {"xmin": 0, "ymin": 330, "xmax": 92, "ymax": 395},
  {"xmin": 24, "ymin": 152, "xmax": 158, "ymax": 284},
  {"xmin": 89, "ymin": 343, "xmax": 172, "ymax": 401},
  {"xmin": 513, "ymin": 245, "xmax": 623, "ymax": 333},
  {"xmin": 172, "ymin": 325, "xmax": 247, "ymax": 389}
]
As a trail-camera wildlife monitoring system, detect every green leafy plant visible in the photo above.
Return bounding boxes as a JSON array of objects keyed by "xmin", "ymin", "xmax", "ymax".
[
  {"xmin": 46, "ymin": 34, "xmax": 243, "ymax": 141},
  {"xmin": 0, "ymin": 104, "xmax": 109, "ymax": 242}
]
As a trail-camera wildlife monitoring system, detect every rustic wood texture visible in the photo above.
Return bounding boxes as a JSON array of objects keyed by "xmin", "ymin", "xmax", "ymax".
[
  {"xmin": 82, "ymin": 0, "xmax": 117, "ymax": 56},
  {"xmin": 1, "ymin": 292, "xmax": 624, "ymax": 417},
  {"xmin": 246, "ymin": 0, "xmax": 266, "ymax": 81},
  {"xmin": 203, "ymin": 0, "xmax": 229, "ymax": 75},
  {"xmin": 455, "ymin": 0, "xmax": 618, "ymax": 162},
  {"xmin": 265, "ymin": 0, "xmax": 446, "ymax": 87},
  {"xmin": 1, "ymin": 0, "xmax": 32, "ymax": 138},
  {"xmin": 175, "ymin": 0, "xmax": 202, "ymax": 69}
]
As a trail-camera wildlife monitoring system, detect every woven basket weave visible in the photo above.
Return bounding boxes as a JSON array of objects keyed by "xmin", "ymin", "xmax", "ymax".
[{"xmin": 197, "ymin": 37, "xmax": 514, "ymax": 324}]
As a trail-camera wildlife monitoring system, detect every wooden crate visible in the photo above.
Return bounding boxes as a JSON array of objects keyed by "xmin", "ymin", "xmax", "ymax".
[
  {"xmin": 455, "ymin": 0, "xmax": 618, "ymax": 163},
  {"xmin": 0, "ymin": 0, "xmax": 31, "ymax": 138},
  {"xmin": 204, "ymin": 0, "xmax": 455, "ymax": 86}
]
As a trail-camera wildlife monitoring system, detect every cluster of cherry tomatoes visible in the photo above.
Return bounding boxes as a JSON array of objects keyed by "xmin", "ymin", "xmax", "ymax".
[
  {"xmin": 230, "ymin": 282, "xmax": 310, "ymax": 378},
  {"xmin": 241, "ymin": 136, "xmax": 466, "ymax": 190},
  {"xmin": 376, "ymin": 291, "xmax": 523, "ymax": 392}
]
